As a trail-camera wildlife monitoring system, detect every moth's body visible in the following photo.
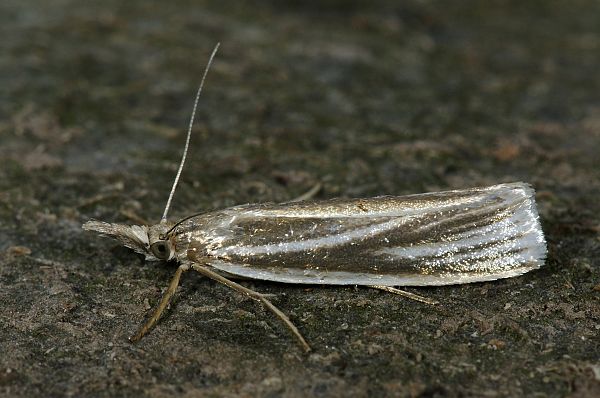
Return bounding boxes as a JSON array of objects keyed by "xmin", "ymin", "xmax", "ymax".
[
  {"xmin": 82, "ymin": 44, "xmax": 546, "ymax": 351},
  {"xmin": 85, "ymin": 182, "xmax": 546, "ymax": 288},
  {"xmin": 177, "ymin": 182, "xmax": 545, "ymax": 286}
]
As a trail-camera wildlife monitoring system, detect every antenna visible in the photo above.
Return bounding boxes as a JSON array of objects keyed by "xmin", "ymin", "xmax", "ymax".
[{"xmin": 161, "ymin": 42, "xmax": 220, "ymax": 222}]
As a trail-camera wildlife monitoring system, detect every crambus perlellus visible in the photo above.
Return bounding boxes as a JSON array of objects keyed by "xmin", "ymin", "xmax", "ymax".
[{"xmin": 83, "ymin": 44, "xmax": 546, "ymax": 352}]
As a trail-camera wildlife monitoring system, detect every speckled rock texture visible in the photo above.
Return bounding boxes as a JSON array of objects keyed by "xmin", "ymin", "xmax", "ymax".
[{"xmin": 1, "ymin": 1, "xmax": 598, "ymax": 397}]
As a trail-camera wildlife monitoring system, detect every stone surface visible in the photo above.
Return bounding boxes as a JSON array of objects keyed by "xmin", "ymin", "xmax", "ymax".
[{"xmin": 1, "ymin": 1, "xmax": 599, "ymax": 396}]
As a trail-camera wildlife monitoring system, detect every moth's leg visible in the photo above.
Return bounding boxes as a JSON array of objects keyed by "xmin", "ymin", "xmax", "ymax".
[
  {"xmin": 130, "ymin": 264, "xmax": 190, "ymax": 342},
  {"xmin": 288, "ymin": 183, "xmax": 322, "ymax": 202},
  {"xmin": 190, "ymin": 263, "xmax": 311, "ymax": 352},
  {"xmin": 370, "ymin": 285, "xmax": 439, "ymax": 305}
]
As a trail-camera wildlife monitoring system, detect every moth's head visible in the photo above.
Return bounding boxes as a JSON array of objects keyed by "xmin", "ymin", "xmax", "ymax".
[{"xmin": 82, "ymin": 220, "xmax": 176, "ymax": 262}]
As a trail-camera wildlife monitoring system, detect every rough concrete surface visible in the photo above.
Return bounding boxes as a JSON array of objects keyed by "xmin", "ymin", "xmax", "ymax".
[{"xmin": 1, "ymin": 1, "xmax": 599, "ymax": 397}]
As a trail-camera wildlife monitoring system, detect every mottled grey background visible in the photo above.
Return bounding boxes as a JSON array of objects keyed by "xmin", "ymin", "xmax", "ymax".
[{"xmin": 1, "ymin": 1, "xmax": 599, "ymax": 397}]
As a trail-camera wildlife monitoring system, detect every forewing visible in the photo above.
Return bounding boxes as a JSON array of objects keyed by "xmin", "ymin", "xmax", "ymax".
[{"xmin": 186, "ymin": 182, "xmax": 546, "ymax": 286}]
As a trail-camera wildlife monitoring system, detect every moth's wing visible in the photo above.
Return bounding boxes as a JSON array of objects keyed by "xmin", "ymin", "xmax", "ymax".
[{"xmin": 187, "ymin": 182, "xmax": 546, "ymax": 286}]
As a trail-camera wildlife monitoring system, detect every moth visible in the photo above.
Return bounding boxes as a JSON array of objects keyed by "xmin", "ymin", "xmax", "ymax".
[{"xmin": 83, "ymin": 44, "xmax": 547, "ymax": 352}]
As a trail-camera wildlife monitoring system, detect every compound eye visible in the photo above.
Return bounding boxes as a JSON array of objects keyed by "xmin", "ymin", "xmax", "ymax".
[{"xmin": 150, "ymin": 241, "xmax": 170, "ymax": 260}]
